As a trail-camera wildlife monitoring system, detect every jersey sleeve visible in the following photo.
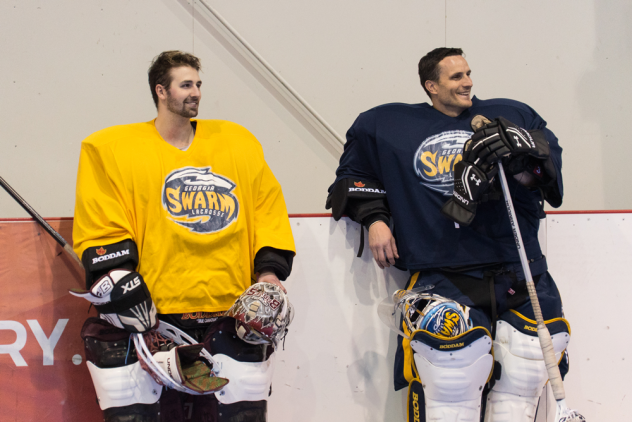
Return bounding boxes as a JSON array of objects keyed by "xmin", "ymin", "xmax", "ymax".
[
  {"xmin": 253, "ymin": 160, "xmax": 296, "ymax": 260},
  {"xmin": 326, "ymin": 110, "xmax": 390, "ymax": 224},
  {"xmin": 333, "ymin": 111, "xmax": 383, "ymax": 184},
  {"xmin": 528, "ymin": 112, "xmax": 564, "ymax": 207},
  {"xmin": 73, "ymin": 141, "xmax": 136, "ymax": 259}
]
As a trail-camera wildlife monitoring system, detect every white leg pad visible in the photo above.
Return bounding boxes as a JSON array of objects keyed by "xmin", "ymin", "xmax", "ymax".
[
  {"xmin": 411, "ymin": 335, "xmax": 493, "ymax": 422},
  {"xmin": 213, "ymin": 352, "xmax": 275, "ymax": 404},
  {"xmin": 86, "ymin": 361, "xmax": 162, "ymax": 410},
  {"xmin": 485, "ymin": 320, "xmax": 571, "ymax": 422}
]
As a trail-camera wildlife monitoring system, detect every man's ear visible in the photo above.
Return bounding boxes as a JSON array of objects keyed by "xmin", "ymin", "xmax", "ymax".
[
  {"xmin": 425, "ymin": 80, "xmax": 438, "ymax": 96},
  {"xmin": 156, "ymin": 84, "xmax": 167, "ymax": 101}
]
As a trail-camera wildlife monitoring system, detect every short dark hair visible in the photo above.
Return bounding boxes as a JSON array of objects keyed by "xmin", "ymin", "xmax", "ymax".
[
  {"xmin": 148, "ymin": 51, "xmax": 201, "ymax": 107},
  {"xmin": 418, "ymin": 48, "xmax": 464, "ymax": 98}
]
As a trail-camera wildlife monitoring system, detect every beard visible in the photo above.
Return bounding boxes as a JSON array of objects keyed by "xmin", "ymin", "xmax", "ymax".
[{"xmin": 166, "ymin": 94, "xmax": 199, "ymax": 118}]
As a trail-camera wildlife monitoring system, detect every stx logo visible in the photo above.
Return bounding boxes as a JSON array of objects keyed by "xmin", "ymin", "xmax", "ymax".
[
  {"xmin": 122, "ymin": 276, "xmax": 141, "ymax": 294},
  {"xmin": 0, "ymin": 319, "xmax": 68, "ymax": 367}
]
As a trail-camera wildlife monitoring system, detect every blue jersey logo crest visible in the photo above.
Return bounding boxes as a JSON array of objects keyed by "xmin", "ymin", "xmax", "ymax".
[
  {"xmin": 162, "ymin": 167, "xmax": 239, "ymax": 233},
  {"xmin": 413, "ymin": 130, "xmax": 472, "ymax": 195}
]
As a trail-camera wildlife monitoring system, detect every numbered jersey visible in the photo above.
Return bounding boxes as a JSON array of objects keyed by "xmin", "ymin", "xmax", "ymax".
[
  {"xmin": 332, "ymin": 97, "xmax": 563, "ymax": 270},
  {"xmin": 74, "ymin": 120, "xmax": 295, "ymax": 313}
]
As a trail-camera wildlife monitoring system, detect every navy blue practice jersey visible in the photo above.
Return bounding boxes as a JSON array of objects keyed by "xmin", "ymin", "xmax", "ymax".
[{"xmin": 331, "ymin": 96, "xmax": 563, "ymax": 270}]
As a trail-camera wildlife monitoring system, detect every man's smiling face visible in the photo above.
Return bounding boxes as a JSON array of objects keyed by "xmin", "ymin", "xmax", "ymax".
[{"xmin": 427, "ymin": 55, "xmax": 473, "ymax": 117}]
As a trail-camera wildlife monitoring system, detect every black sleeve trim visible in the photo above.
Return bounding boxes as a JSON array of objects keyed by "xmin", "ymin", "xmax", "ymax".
[
  {"xmin": 254, "ymin": 247, "xmax": 294, "ymax": 281},
  {"xmin": 82, "ymin": 239, "xmax": 139, "ymax": 289},
  {"xmin": 362, "ymin": 213, "xmax": 390, "ymax": 228}
]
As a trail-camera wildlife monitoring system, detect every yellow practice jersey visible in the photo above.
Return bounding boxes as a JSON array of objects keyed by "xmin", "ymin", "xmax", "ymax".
[{"xmin": 73, "ymin": 119, "xmax": 296, "ymax": 313}]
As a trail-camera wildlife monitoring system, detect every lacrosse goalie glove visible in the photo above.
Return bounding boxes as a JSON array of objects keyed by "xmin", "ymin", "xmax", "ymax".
[
  {"xmin": 134, "ymin": 320, "xmax": 229, "ymax": 395},
  {"xmin": 70, "ymin": 269, "xmax": 157, "ymax": 333},
  {"xmin": 225, "ymin": 282, "xmax": 294, "ymax": 347}
]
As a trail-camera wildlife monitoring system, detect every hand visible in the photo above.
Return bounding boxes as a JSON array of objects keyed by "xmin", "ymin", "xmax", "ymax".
[
  {"xmin": 257, "ymin": 271, "xmax": 286, "ymax": 293},
  {"xmin": 440, "ymin": 160, "xmax": 493, "ymax": 226},
  {"xmin": 368, "ymin": 221, "xmax": 399, "ymax": 269}
]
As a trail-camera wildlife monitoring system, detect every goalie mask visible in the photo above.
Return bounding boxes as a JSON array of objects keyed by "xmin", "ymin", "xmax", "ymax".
[
  {"xmin": 385, "ymin": 288, "xmax": 472, "ymax": 338},
  {"xmin": 133, "ymin": 321, "xmax": 229, "ymax": 395},
  {"xmin": 225, "ymin": 282, "xmax": 294, "ymax": 346}
]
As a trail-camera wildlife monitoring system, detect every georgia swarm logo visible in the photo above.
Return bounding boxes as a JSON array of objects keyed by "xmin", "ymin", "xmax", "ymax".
[
  {"xmin": 162, "ymin": 167, "xmax": 239, "ymax": 233},
  {"xmin": 413, "ymin": 130, "xmax": 472, "ymax": 195}
]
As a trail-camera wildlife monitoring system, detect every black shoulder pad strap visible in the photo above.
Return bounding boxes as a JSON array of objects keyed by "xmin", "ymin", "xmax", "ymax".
[
  {"xmin": 326, "ymin": 178, "xmax": 387, "ymax": 220},
  {"xmin": 82, "ymin": 239, "xmax": 139, "ymax": 289}
]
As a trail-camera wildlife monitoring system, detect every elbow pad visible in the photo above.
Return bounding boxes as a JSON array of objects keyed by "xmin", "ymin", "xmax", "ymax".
[
  {"xmin": 81, "ymin": 239, "xmax": 139, "ymax": 289},
  {"xmin": 326, "ymin": 178, "xmax": 388, "ymax": 221}
]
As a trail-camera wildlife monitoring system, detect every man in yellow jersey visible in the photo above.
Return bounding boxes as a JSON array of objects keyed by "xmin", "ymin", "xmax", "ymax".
[{"xmin": 72, "ymin": 51, "xmax": 296, "ymax": 422}]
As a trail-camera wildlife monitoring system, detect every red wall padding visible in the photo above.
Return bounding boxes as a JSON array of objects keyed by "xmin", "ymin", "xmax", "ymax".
[{"xmin": 0, "ymin": 220, "xmax": 100, "ymax": 421}]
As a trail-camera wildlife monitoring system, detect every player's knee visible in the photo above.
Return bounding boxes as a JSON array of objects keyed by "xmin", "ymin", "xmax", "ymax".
[
  {"xmin": 485, "ymin": 313, "xmax": 571, "ymax": 422},
  {"xmin": 204, "ymin": 318, "xmax": 275, "ymax": 405},
  {"xmin": 81, "ymin": 318, "xmax": 162, "ymax": 415},
  {"xmin": 492, "ymin": 311, "xmax": 570, "ymax": 396},
  {"xmin": 407, "ymin": 327, "xmax": 494, "ymax": 422}
]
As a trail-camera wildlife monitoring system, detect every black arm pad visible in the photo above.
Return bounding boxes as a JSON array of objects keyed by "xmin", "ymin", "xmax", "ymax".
[
  {"xmin": 326, "ymin": 178, "xmax": 389, "ymax": 224},
  {"xmin": 254, "ymin": 247, "xmax": 294, "ymax": 281},
  {"xmin": 82, "ymin": 239, "xmax": 139, "ymax": 289}
]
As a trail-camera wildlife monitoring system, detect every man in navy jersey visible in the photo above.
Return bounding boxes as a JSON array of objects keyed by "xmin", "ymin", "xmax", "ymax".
[{"xmin": 326, "ymin": 48, "xmax": 570, "ymax": 422}]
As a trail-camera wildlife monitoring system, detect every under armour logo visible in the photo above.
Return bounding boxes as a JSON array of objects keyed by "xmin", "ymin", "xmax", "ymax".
[
  {"xmin": 470, "ymin": 174, "xmax": 482, "ymax": 186},
  {"xmin": 513, "ymin": 135, "xmax": 522, "ymax": 147},
  {"xmin": 122, "ymin": 276, "xmax": 141, "ymax": 294}
]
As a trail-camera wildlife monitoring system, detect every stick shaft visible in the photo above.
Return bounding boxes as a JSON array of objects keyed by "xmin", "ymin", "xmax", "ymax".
[
  {"xmin": 0, "ymin": 176, "xmax": 83, "ymax": 268},
  {"xmin": 497, "ymin": 162, "xmax": 565, "ymax": 400}
]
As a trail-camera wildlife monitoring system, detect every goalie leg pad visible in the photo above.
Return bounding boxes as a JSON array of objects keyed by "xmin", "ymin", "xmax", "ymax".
[
  {"xmin": 410, "ymin": 328, "xmax": 493, "ymax": 421},
  {"xmin": 204, "ymin": 317, "xmax": 275, "ymax": 405},
  {"xmin": 87, "ymin": 360, "xmax": 162, "ymax": 410},
  {"xmin": 484, "ymin": 317, "xmax": 571, "ymax": 422},
  {"xmin": 81, "ymin": 318, "xmax": 162, "ymax": 412},
  {"xmin": 213, "ymin": 353, "xmax": 275, "ymax": 404}
]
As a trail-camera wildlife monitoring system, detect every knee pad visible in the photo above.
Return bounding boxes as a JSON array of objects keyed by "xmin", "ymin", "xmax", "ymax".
[
  {"xmin": 213, "ymin": 353, "xmax": 274, "ymax": 404},
  {"xmin": 409, "ymin": 327, "xmax": 493, "ymax": 422},
  {"xmin": 82, "ymin": 318, "xmax": 162, "ymax": 410},
  {"xmin": 205, "ymin": 317, "xmax": 275, "ymax": 405},
  {"xmin": 87, "ymin": 360, "xmax": 162, "ymax": 410},
  {"xmin": 485, "ymin": 312, "xmax": 570, "ymax": 422}
]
